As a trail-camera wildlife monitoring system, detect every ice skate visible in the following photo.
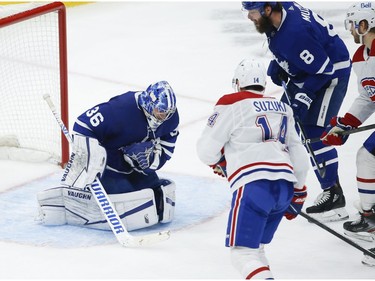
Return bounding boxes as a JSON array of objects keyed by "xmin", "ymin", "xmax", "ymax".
[
  {"xmin": 306, "ymin": 182, "xmax": 349, "ymax": 222},
  {"xmin": 343, "ymin": 205, "xmax": 375, "ymax": 242},
  {"xmin": 362, "ymin": 248, "xmax": 375, "ymax": 267}
]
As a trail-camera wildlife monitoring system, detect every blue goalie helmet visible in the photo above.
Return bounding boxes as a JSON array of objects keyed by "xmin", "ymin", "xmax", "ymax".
[
  {"xmin": 242, "ymin": 2, "xmax": 278, "ymax": 15},
  {"xmin": 139, "ymin": 80, "xmax": 177, "ymax": 128}
]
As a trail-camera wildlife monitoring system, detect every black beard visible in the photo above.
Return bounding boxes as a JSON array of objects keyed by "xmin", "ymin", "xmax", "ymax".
[{"xmin": 255, "ymin": 16, "xmax": 274, "ymax": 34}]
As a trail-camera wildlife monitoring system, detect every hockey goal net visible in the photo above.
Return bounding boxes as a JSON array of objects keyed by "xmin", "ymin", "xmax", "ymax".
[{"xmin": 0, "ymin": 2, "xmax": 69, "ymax": 166}]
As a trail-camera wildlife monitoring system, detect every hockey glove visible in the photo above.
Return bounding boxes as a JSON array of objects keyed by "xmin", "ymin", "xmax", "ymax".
[
  {"xmin": 209, "ymin": 155, "xmax": 227, "ymax": 178},
  {"xmin": 121, "ymin": 141, "xmax": 155, "ymax": 171},
  {"xmin": 267, "ymin": 60, "xmax": 289, "ymax": 86},
  {"xmin": 291, "ymin": 92, "xmax": 314, "ymax": 121},
  {"xmin": 284, "ymin": 186, "xmax": 307, "ymax": 220},
  {"xmin": 61, "ymin": 135, "xmax": 107, "ymax": 189},
  {"xmin": 320, "ymin": 113, "xmax": 362, "ymax": 146}
]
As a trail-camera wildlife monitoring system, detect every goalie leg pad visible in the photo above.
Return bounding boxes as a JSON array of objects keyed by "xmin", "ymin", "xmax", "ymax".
[
  {"xmin": 110, "ymin": 188, "xmax": 159, "ymax": 231},
  {"xmin": 157, "ymin": 179, "xmax": 176, "ymax": 223},
  {"xmin": 36, "ymin": 187, "xmax": 67, "ymax": 225},
  {"xmin": 62, "ymin": 187, "xmax": 159, "ymax": 231}
]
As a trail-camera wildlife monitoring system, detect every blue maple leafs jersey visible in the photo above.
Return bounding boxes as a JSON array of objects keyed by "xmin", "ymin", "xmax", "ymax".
[
  {"xmin": 267, "ymin": 2, "xmax": 351, "ymax": 95},
  {"xmin": 72, "ymin": 91, "xmax": 179, "ymax": 173}
]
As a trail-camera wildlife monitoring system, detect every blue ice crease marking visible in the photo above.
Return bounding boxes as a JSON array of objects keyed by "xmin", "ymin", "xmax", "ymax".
[{"xmin": 0, "ymin": 172, "xmax": 230, "ymax": 248}]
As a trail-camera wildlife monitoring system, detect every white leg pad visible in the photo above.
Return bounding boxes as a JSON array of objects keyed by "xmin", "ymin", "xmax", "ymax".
[
  {"xmin": 110, "ymin": 188, "xmax": 159, "ymax": 231},
  {"xmin": 63, "ymin": 187, "xmax": 102, "ymax": 228},
  {"xmin": 37, "ymin": 186, "xmax": 159, "ymax": 231},
  {"xmin": 159, "ymin": 180, "xmax": 176, "ymax": 223},
  {"xmin": 36, "ymin": 187, "xmax": 67, "ymax": 225}
]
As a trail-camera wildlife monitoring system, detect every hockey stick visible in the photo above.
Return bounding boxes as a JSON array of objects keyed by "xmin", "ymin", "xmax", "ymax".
[
  {"xmin": 302, "ymin": 123, "xmax": 375, "ymax": 144},
  {"xmin": 299, "ymin": 211, "xmax": 375, "ymax": 259},
  {"xmin": 281, "ymin": 81, "xmax": 326, "ymax": 178},
  {"xmin": 43, "ymin": 94, "xmax": 170, "ymax": 247}
]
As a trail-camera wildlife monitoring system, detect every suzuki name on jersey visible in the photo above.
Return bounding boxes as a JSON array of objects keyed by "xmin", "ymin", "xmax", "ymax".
[{"xmin": 253, "ymin": 100, "xmax": 287, "ymax": 113}]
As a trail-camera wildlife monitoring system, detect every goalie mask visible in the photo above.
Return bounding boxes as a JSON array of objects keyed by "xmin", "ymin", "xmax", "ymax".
[
  {"xmin": 232, "ymin": 58, "xmax": 266, "ymax": 93},
  {"xmin": 345, "ymin": 2, "xmax": 375, "ymax": 41},
  {"xmin": 138, "ymin": 81, "xmax": 177, "ymax": 130}
]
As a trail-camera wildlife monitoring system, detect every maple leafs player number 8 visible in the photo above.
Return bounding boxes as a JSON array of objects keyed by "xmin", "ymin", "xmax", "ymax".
[{"xmin": 300, "ymin": 50, "xmax": 314, "ymax": 65}]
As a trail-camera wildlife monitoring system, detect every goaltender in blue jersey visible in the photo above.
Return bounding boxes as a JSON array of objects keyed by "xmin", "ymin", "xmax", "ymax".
[
  {"xmin": 36, "ymin": 81, "xmax": 179, "ymax": 232},
  {"xmin": 242, "ymin": 2, "xmax": 352, "ymax": 222},
  {"xmin": 72, "ymin": 83, "xmax": 179, "ymax": 193}
]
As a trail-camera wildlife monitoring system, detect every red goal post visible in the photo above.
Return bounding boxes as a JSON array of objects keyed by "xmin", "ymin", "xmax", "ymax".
[{"xmin": 0, "ymin": 2, "xmax": 69, "ymax": 167}]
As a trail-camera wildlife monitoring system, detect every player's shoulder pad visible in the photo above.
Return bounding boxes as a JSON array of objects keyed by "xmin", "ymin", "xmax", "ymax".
[{"xmin": 216, "ymin": 91, "xmax": 264, "ymax": 106}]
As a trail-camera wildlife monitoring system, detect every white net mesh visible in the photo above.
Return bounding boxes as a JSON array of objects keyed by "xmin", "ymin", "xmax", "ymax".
[{"xmin": 0, "ymin": 2, "xmax": 66, "ymax": 164}]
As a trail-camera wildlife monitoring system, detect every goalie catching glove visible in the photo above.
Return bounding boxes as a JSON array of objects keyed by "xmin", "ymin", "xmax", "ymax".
[
  {"xmin": 284, "ymin": 186, "xmax": 307, "ymax": 220},
  {"xmin": 121, "ymin": 139, "xmax": 161, "ymax": 173}
]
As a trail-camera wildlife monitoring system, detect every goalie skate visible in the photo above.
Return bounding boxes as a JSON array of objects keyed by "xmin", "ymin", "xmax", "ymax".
[{"xmin": 362, "ymin": 248, "xmax": 375, "ymax": 267}]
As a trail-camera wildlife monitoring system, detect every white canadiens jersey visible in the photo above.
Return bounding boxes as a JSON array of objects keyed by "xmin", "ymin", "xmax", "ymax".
[
  {"xmin": 197, "ymin": 91, "xmax": 309, "ymax": 192},
  {"xmin": 348, "ymin": 39, "xmax": 375, "ymax": 122}
]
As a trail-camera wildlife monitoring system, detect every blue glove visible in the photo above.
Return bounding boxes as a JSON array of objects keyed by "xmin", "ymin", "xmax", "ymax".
[
  {"xmin": 267, "ymin": 60, "xmax": 289, "ymax": 86},
  {"xmin": 121, "ymin": 141, "xmax": 155, "ymax": 171},
  {"xmin": 291, "ymin": 92, "xmax": 314, "ymax": 121},
  {"xmin": 284, "ymin": 186, "xmax": 307, "ymax": 220}
]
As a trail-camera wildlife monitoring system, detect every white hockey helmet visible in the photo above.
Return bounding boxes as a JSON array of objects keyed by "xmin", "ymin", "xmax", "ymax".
[
  {"xmin": 345, "ymin": 2, "xmax": 375, "ymax": 37},
  {"xmin": 232, "ymin": 58, "xmax": 266, "ymax": 92}
]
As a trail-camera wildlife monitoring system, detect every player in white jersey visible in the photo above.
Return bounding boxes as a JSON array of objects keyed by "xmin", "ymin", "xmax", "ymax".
[
  {"xmin": 196, "ymin": 58, "xmax": 310, "ymax": 279},
  {"xmin": 321, "ymin": 2, "xmax": 375, "ymax": 266}
]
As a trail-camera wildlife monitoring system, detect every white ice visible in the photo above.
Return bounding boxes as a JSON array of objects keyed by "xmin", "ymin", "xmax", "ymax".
[{"xmin": 0, "ymin": 1, "xmax": 375, "ymax": 279}]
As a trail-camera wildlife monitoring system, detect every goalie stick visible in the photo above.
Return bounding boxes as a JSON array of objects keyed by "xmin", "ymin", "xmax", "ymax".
[
  {"xmin": 301, "ymin": 123, "xmax": 375, "ymax": 144},
  {"xmin": 43, "ymin": 94, "xmax": 170, "ymax": 247},
  {"xmin": 281, "ymin": 81, "xmax": 327, "ymax": 178}
]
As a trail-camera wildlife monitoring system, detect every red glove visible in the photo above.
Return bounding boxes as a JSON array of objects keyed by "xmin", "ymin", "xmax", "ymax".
[
  {"xmin": 209, "ymin": 155, "xmax": 227, "ymax": 178},
  {"xmin": 284, "ymin": 186, "xmax": 307, "ymax": 220},
  {"xmin": 320, "ymin": 113, "xmax": 362, "ymax": 146}
]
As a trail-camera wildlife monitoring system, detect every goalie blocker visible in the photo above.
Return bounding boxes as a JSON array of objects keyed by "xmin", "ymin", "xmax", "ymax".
[{"xmin": 36, "ymin": 179, "xmax": 176, "ymax": 231}]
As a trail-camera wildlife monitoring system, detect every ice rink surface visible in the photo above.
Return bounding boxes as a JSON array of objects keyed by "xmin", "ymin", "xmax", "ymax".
[{"xmin": 1, "ymin": 1, "xmax": 375, "ymax": 279}]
